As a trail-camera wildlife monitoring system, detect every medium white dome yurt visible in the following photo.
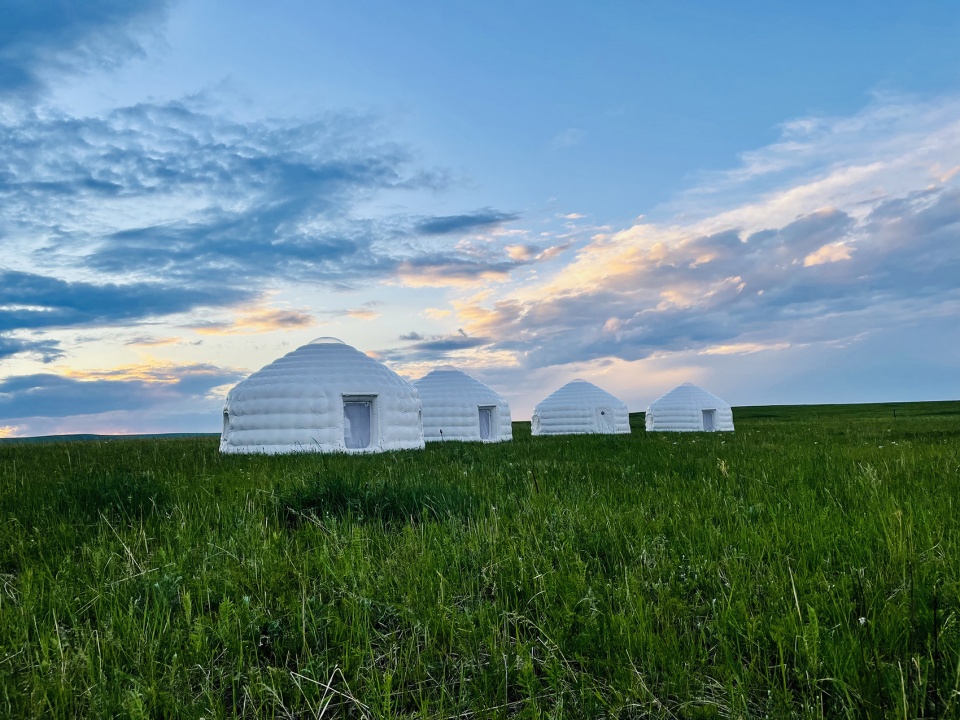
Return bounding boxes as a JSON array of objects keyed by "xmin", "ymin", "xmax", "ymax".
[
  {"xmin": 531, "ymin": 379, "xmax": 631, "ymax": 436},
  {"xmin": 645, "ymin": 382, "xmax": 734, "ymax": 432},
  {"xmin": 220, "ymin": 338, "xmax": 424, "ymax": 454},
  {"xmin": 414, "ymin": 366, "xmax": 512, "ymax": 443}
]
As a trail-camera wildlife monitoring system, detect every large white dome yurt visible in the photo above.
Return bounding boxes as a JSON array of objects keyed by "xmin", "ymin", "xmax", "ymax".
[
  {"xmin": 414, "ymin": 366, "xmax": 512, "ymax": 443},
  {"xmin": 531, "ymin": 379, "xmax": 631, "ymax": 436},
  {"xmin": 645, "ymin": 382, "xmax": 734, "ymax": 432},
  {"xmin": 220, "ymin": 338, "xmax": 425, "ymax": 454}
]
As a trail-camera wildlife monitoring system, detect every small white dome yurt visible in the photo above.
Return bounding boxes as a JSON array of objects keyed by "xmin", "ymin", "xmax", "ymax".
[
  {"xmin": 531, "ymin": 379, "xmax": 631, "ymax": 436},
  {"xmin": 414, "ymin": 366, "xmax": 512, "ymax": 443},
  {"xmin": 220, "ymin": 338, "xmax": 424, "ymax": 454},
  {"xmin": 645, "ymin": 382, "xmax": 734, "ymax": 432}
]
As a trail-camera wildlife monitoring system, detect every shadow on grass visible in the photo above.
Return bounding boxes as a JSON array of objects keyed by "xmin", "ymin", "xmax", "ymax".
[
  {"xmin": 0, "ymin": 471, "xmax": 174, "ymax": 529},
  {"xmin": 56, "ymin": 472, "xmax": 171, "ymax": 523},
  {"xmin": 281, "ymin": 474, "xmax": 479, "ymax": 528},
  {"xmin": 0, "ymin": 471, "xmax": 171, "ymax": 572}
]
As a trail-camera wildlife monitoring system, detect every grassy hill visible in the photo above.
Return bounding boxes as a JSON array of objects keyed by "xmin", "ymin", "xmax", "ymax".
[{"xmin": 1, "ymin": 401, "xmax": 958, "ymax": 717}]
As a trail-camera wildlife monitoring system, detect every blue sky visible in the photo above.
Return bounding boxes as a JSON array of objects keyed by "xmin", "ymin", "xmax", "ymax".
[{"xmin": 2, "ymin": 0, "xmax": 959, "ymax": 436}]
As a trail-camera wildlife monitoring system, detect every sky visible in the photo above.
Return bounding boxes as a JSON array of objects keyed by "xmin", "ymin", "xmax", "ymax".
[{"xmin": 2, "ymin": 0, "xmax": 960, "ymax": 437}]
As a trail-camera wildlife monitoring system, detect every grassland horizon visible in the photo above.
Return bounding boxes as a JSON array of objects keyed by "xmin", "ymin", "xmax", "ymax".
[
  {"xmin": 2, "ymin": 398, "xmax": 956, "ymax": 444},
  {"xmin": 1, "ymin": 400, "xmax": 958, "ymax": 717}
]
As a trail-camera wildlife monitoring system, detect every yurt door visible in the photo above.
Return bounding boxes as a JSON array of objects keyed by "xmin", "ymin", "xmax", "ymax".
[
  {"xmin": 702, "ymin": 409, "xmax": 716, "ymax": 432},
  {"xmin": 343, "ymin": 396, "xmax": 374, "ymax": 449},
  {"xmin": 597, "ymin": 408, "xmax": 614, "ymax": 432},
  {"xmin": 478, "ymin": 406, "xmax": 494, "ymax": 440}
]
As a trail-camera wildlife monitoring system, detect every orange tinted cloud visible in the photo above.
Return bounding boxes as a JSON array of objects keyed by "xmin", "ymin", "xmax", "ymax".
[
  {"xmin": 450, "ymin": 298, "xmax": 521, "ymax": 337},
  {"xmin": 59, "ymin": 360, "xmax": 232, "ymax": 384},
  {"xmin": 803, "ymin": 243, "xmax": 854, "ymax": 267},
  {"xmin": 506, "ymin": 245, "xmax": 537, "ymax": 261},
  {"xmin": 342, "ymin": 308, "xmax": 380, "ymax": 320},
  {"xmin": 125, "ymin": 336, "xmax": 183, "ymax": 347},
  {"xmin": 188, "ymin": 307, "xmax": 316, "ymax": 335},
  {"xmin": 395, "ymin": 261, "xmax": 511, "ymax": 288},
  {"xmin": 699, "ymin": 342, "xmax": 791, "ymax": 356}
]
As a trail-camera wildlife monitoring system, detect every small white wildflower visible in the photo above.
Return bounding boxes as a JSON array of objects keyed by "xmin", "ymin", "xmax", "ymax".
[{"xmin": 859, "ymin": 617, "xmax": 867, "ymax": 626}]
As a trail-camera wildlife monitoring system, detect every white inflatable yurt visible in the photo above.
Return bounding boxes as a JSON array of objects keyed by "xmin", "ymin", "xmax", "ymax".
[
  {"xmin": 531, "ymin": 379, "xmax": 631, "ymax": 436},
  {"xmin": 414, "ymin": 366, "xmax": 512, "ymax": 443},
  {"xmin": 645, "ymin": 382, "xmax": 734, "ymax": 432},
  {"xmin": 220, "ymin": 337, "xmax": 424, "ymax": 454}
]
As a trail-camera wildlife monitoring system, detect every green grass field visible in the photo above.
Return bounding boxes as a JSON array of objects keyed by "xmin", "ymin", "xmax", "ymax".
[{"xmin": 1, "ymin": 401, "xmax": 958, "ymax": 718}]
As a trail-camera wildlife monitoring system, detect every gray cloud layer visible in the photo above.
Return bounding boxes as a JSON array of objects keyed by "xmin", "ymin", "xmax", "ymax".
[
  {"xmin": 414, "ymin": 209, "xmax": 520, "ymax": 235},
  {"xmin": 0, "ymin": 335, "xmax": 62, "ymax": 363},
  {"xmin": 0, "ymin": 269, "xmax": 247, "ymax": 332},
  {"xmin": 0, "ymin": 364, "xmax": 241, "ymax": 420},
  {"xmin": 0, "ymin": 0, "xmax": 169, "ymax": 99},
  {"xmin": 377, "ymin": 331, "xmax": 492, "ymax": 363}
]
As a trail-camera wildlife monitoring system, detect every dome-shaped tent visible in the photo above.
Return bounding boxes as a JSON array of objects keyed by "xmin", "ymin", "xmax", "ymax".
[
  {"xmin": 645, "ymin": 382, "xmax": 734, "ymax": 432},
  {"xmin": 220, "ymin": 338, "xmax": 424, "ymax": 454},
  {"xmin": 414, "ymin": 366, "xmax": 512, "ymax": 443},
  {"xmin": 531, "ymin": 379, "xmax": 630, "ymax": 436}
]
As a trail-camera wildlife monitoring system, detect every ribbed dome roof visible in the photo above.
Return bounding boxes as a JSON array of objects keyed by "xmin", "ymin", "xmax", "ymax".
[
  {"xmin": 413, "ymin": 366, "xmax": 512, "ymax": 442},
  {"xmin": 238, "ymin": 339, "xmax": 410, "ymax": 388},
  {"xmin": 531, "ymin": 379, "xmax": 630, "ymax": 436},
  {"xmin": 220, "ymin": 339, "xmax": 424, "ymax": 454},
  {"xmin": 645, "ymin": 382, "xmax": 734, "ymax": 432},
  {"xmin": 536, "ymin": 379, "xmax": 625, "ymax": 407},
  {"xmin": 647, "ymin": 382, "xmax": 729, "ymax": 410},
  {"xmin": 415, "ymin": 366, "xmax": 507, "ymax": 402}
]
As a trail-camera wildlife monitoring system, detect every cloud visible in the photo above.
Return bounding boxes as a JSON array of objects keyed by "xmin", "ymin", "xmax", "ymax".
[
  {"xmin": 698, "ymin": 342, "xmax": 792, "ymax": 356},
  {"xmin": 410, "ymin": 335, "xmax": 489, "ymax": 352},
  {"xmin": 322, "ymin": 305, "xmax": 382, "ymax": 321},
  {"xmin": 390, "ymin": 237, "xmax": 570, "ymax": 288},
  {"xmin": 505, "ymin": 244, "xmax": 538, "ymax": 261},
  {"xmin": 186, "ymin": 306, "xmax": 317, "ymax": 335},
  {"xmin": 0, "ymin": 0, "xmax": 169, "ymax": 100},
  {"xmin": 397, "ymin": 330, "xmax": 490, "ymax": 353},
  {"xmin": 677, "ymin": 93, "xmax": 960, "ymax": 228},
  {"xmin": 503, "ymin": 243, "xmax": 571, "ymax": 263},
  {"xmin": 413, "ymin": 209, "xmax": 519, "ymax": 236},
  {"xmin": 125, "ymin": 336, "xmax": 186, "ymax": 347},
  {"xmin": 395, "ymin": 256, "xmax": 522, "ymax": 288},
  {"xmin": 423, "ymin": 308, "xmax": 451, "ymax": 319},
  {"xmin": 0, "ymin": 100, "xmax": 528, "ymax": 311},
  {"xmin": 803, "ymin": 242, "xmax": 854, "ymax": 267},
  {"xmin": 378, "ymin": 331, "xmax": 493, "ymax": 364},
  {"xmin": 0, "ymin": 332, "xmax": 63, "ymax": 362},
  {"xmin": 340, "ymin": 308, "xmax": 380, "ymax": 320},
  {"xmin": 0, "ymin": 269, "xmax": 248, "ymax": 334},
  {"xmin": 446, "ymin": 96, "xmax": 960, "ymax": 370},
  {"xmin": 0, "ymin": 361, "xmax": 243, "ymax": 420}
]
